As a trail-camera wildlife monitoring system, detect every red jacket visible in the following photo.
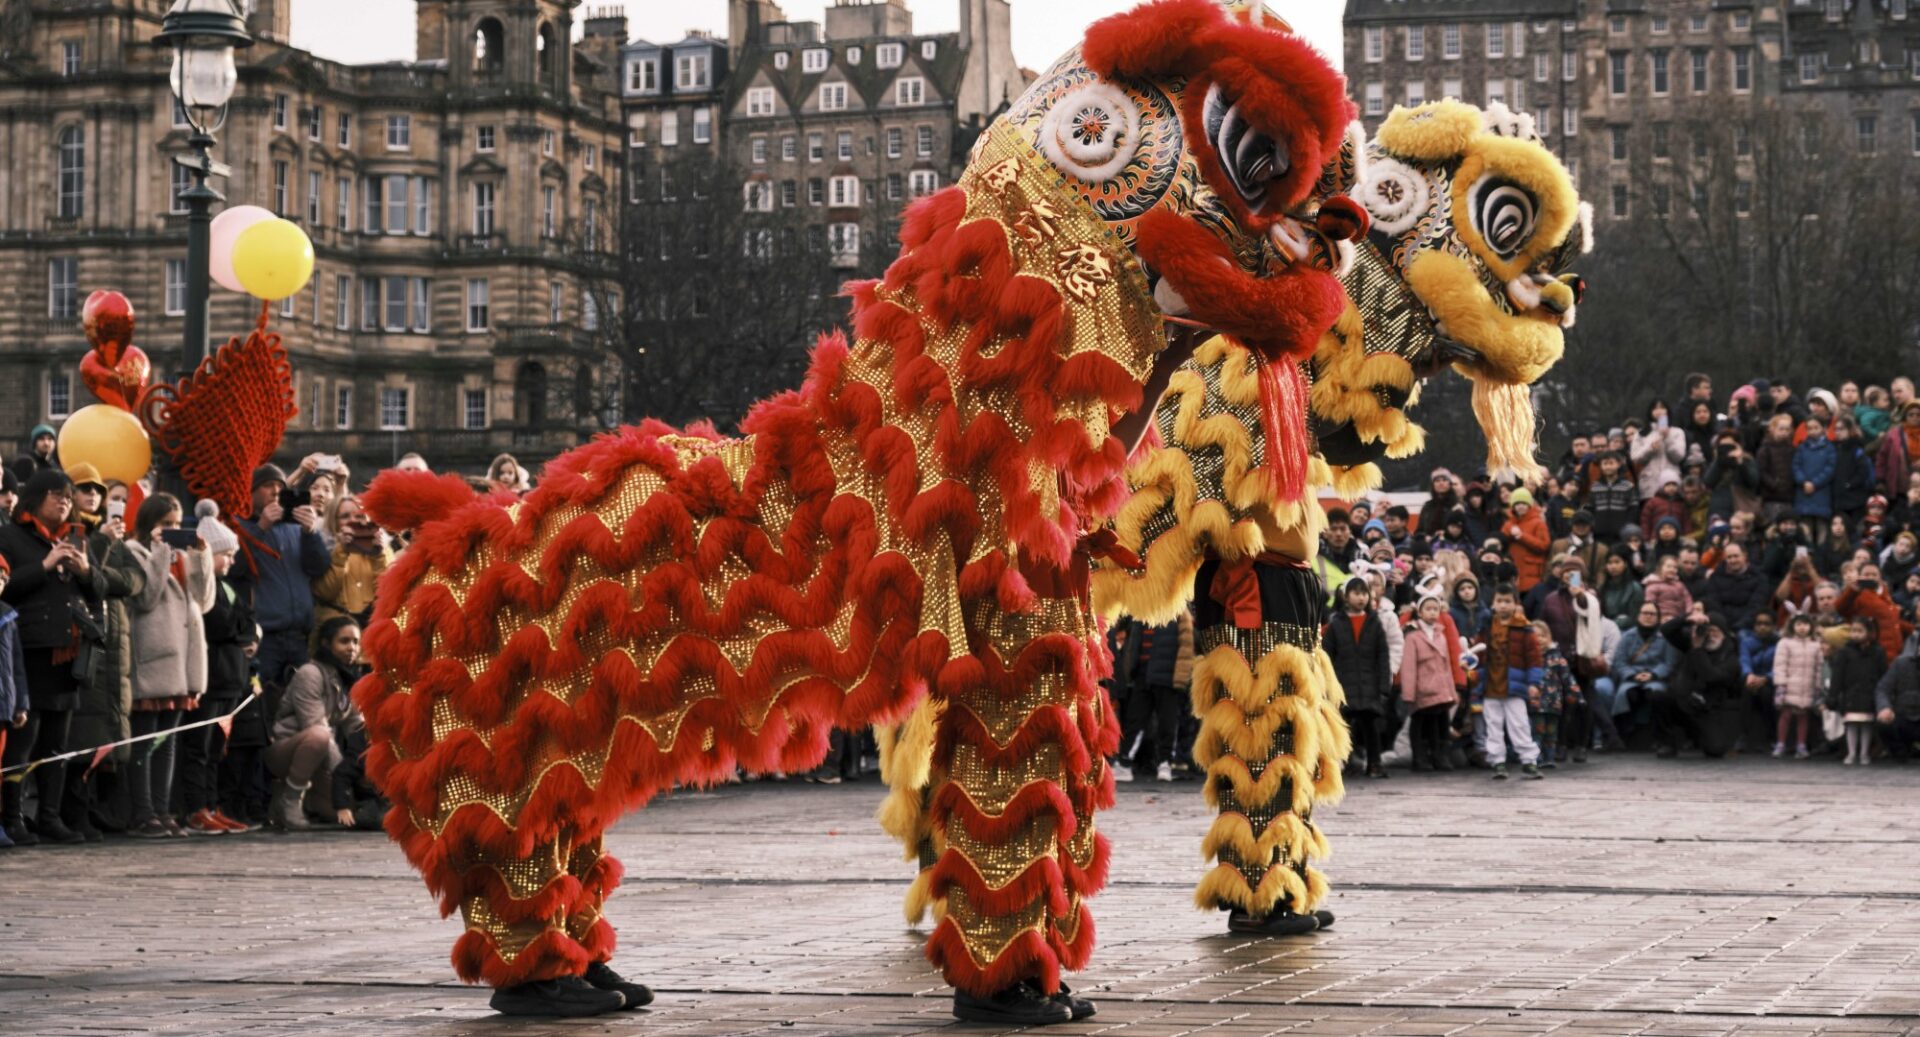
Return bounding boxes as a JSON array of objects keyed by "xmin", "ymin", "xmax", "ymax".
[
  {"xmin": 1640, "ymin": 494, "xmax": 1689, "ymax": 538},
  {"xmin": 1837, "ymin": 586, "xmax": 1913, "ymax": 662},
  {"xmin": 1502, "ymin": 509, "xmax": 1551, "ymax": 592}
]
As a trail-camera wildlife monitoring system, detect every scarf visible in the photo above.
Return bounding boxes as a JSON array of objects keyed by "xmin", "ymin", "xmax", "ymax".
[{"xmin": 1571, "ymin": 592, "xmax": 1607, "ymax": 660}]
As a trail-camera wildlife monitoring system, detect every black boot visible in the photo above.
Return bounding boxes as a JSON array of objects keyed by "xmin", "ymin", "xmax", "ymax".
[
  {"xmin": 36, "ymin": 815, "xmax": 85, "ymax": 845},
  {"xmin": 582, "ymin": 961, "xmax": 652, "ymax": 1010},
  {"xmin": 0, "ymin": 784, "xmax": 32, "ymax": 846},
  {"xmin": 489, "ymin": 975, "xmax": 626, "ymax": 1017},
  {"xmin": 1312, "ymin": 908, "xmax": 1335, "ymax": 929},
  {"xmin": 952, "ymin": 982, "xmax": 1073, "ymax": 1025},
  {"xmin": 1228, "ymin": 908, "xmax": 1320, "ymax": 935},
  {"xmin": 1051, "ymin": 982, "xmax": 1096, "ymax": 1020}
]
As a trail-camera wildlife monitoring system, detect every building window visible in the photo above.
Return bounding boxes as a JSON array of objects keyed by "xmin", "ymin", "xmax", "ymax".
[
  {"xmin": 271, "ymin": 160, "xmax": 288, "ymax": 214},
  {"xmin": 412, "ymin": 277, "xmax": 429, "ymax": 331},
  {"xmin": 752, "ymin": 136, "xmax": 768, "ymax": 163},
  {"xmin": 1652, "ymin": 15, "xmax": 1669, "ymax": 34},
  {"xmin": 1406, "ymin": 26, "xmax": 1424, "ymax": 60},
  {"xmin": 1364, "ymin": 81, "xmax": 1383, "ymax": 115},
  {"xmin": 550, "ymin": 282, "xmax": 564, "ymax": 324},
  {"xmin": 1913, "ymin": 112, "xmax": 1920, "ymax": 155},
  {"xmin": 1857, "ymin": 113, "xmax": 1878, "ymax": 155},
  {"xmin": 386, "ymin": 114, "xmax": 410, "ymax": 150},
  {"xmin": 829, "ymin": 222, "xmax": 858, "ymax": 261},
  {"xmin": 327, "ymin": 384, "xmax": 349, "ymax": 429},
  {"xmin": 1534, "ymin": 54, "xmax": 1550, "ymax": 82},
  {"xmin": 922, "ymin": 40, "xmax": 937, "ymax": 61},
  {"xmin": 170, "ymin": 97, "xmax": 189, "ymax": 128},
  {"xmin": 1563, "ymin": 49, "xmax": 1577, "ymax": 81},
  {"xmin": 169, "ymin": 162, "xmax": 191, "ymax": 215},
  {"xmin": 1609, "ymin": 53, "xmax": 1627, "ymax": 95},
  {"xmin": 1535, "ymin": 107, "xmax": 1553, "ymax": 136},
  {"xmin": 808, "ymin": 178, "xmax": 824, "ymax": 205},
  {"xmin": 379, "ymin": 386, "xmax": 409, "ymax": 430},
  {"xmin": 886, "ymin": 173, "xmax": 902, "ymax": 200},
  {"xmin": 1610, "ymin": 184, "xmax": 1628, "ymax": 219},
  {"xmin": 1442, "ymin": 24, "xmax": 1460, "ymax": 59},
  {"xmin": 803, "ymin": 48, "xmax": 828, "ymax": 73},
  {"xmin": 1364, "ymin": 26, "xmax": 1383, "ymax": 62},
  {"xmin": 360, "ymin": 277, "xmax": 378, "ymax": 329},
  {"xmin": 820, "ymin": 82, "xmax": 847, "ymax": 111},
  {"xmin": 383, "ymin": 275, "xmax": 408, "ymax": 331},
  {"xmin": 1652, "ymin": 122, "xmax": 1669, "ymax": 159},
  {"xmin": 896, "ymin": 76, "xmax": 924, "ymax": 105},
  {"xmin": 1609, "ymin": 15, "xmax": 1626, "ymax": 34},
  {"xmin": 909, "ymin": 170, "xmax": 937, "ymax": 197},
  {"xmin": 582, "ymin": 197, "xmax": 599, "ymax": 248},
  {"xmin": 837, "ymin": 130, "xmax": 853, "ymax": 159},
  {"xmin": 807, "ymin": 132, "xmax": 823, "ymax": 161},
  {"xmin": 884, "ymin": 126, "xmax": 903, "ymax": 157},
  {"xmin": 1733, "ymin": 47, "xmax": 1752, "ymax": 92},
  {"xmin": 48, "ymin": 257, "xmax": 77, "ymax": 318},
  {"xmin": 1692, "ymin": 182, "xmax": 1708, "ymax": 212},
  {"xmin": 829, "ymin": 174, "xmax": 859, "ymax": 207},
  {"xmin": 1652, "ymin": 183, "xmax": 1669, "ymax": 217},
  {"xmin": 472, "ymin": 182, "xmax": 495, "ymax": 236},
  {"xmin": 1797, "ymin": 53, "xmax": 1821, "ymax": 84},
  {"xmin": 464, "ymin": 388, "xmax": 488, "ymax": 430},
  {"xmin": 307, "ymin": 380, "xmax": 323, "ymax": 429},
  {"xmin": 877, "ymin": 42, "xmax": 904, "ymax": 68},
  {"xmin": 1405, "ymin": 80, "xmax": 1425, "ymax": 107},
  {"xmin": 163, "ymin": 259, "xmax": 186, "ymax": 315},
  {"xmin": 336, "ymin": 177, "xmax": 351, "ymax": 231},
  {"xmin": 306, "ymin": 104, "xmax": 322, "ymax": 140},
  {"xmin": 655, "ymin": 111, "xmax": 677, "ymax": 147},
  {"xmin": 48, "ymin": 372, "xmax": 71, "ymax": 421},
  {"xmin": 541, "ymin": 128, "xmax": 555, "ymax": 156},
  {"xmin": 1651, "ymin": 50, "xmax": 1669, "ymax": 95},
  {"xmin": 62, "ymin": 40, "xmax": 80, "ymax": 75},
  {"xmin": 335, "ymin": 274, "xmax": 350, "ymax": 328},
  {"xmin": 677, "ymin": 51, "xmax": 710, "ymax": 90},
  {"xmin": 384, "ymin": 173, "xmax": 406, "ymax": 233},
  {"xmin": 781, "ymin": 179, "xmax": 797, "ymax": 207},
  {"xmin": 1735, "ymin": 124, "xmax": 1752, "ymax": 157},
  {"xmin": 310, "ymin": 277, "xmax": 320, "ymax": 324},
  {"xmin": 273, "ymin": 94, "xmax": 288, "ymax": 130},
  {"xmin": 57, "ymin": 126, "xmax": 84, "ymax": 219},
  {"xmin": 773, "ymin": 51, "xmax": 789, "ymax": 70},
  {"xmin": 917, "ymin": 125, "xmax": 933, "ymax": 156},
  {"xmin": 306, "ymin": 171, "xmax": 321, "ymax": 224},
  {"xmin": 1690, "ymin": 14, "xmax": 1708, "ymax": 32},
  {"xmin": 466, "ymin": 278, "xmax": 490, "ymax": 331},
  {"xmin": 1691, "ymin": 50, "xmax": 1709, "ymax": 92},
  {"xmin": 781, "ymin": 135, "xmax": 796, "ymax": 161},
  {"xmin": 1733, "ymin": 12, "xmax": 1749, "ymax": 30},
  {"xmin": 1487, "ymin": 23, "xmax": 1505, "ymax": 58},
  {"xmin": 337, "ymin": 113, "xmax": 351, "ymax": 149},
  {"xmin": 1611, "ymin": 126, "xmax": 1628, "ymax": 162},
  {"xmin": 542, "ymin": 186, "xmax": 556, "ymax": 236},
  {"xmin": 629, "ymin": 57, "xmax": 658, "ymax": 92},
  {"xmin": 1563, "ymin": 106, "xmax": 1578, "ymax": 136},
  {"xmin": 476, "ymin": 125, "xmax": 495, "ymax": 151},
  {"xmin": 747, "ymin": 86, "xmax": 775, "ymax": 116},
  {"xmin": 1735, "ymin": 180, "xmax": 1752, "ymax": 217}
]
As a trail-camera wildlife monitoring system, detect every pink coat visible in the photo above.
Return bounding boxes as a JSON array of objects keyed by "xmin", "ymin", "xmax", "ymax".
[
  {"xmin": 1400, "ymin": 620, "xmax": 1461, "ymax": 711},
  {"xmin": 1772, "ymin": 636, "xmax": 1824, "ymax": 710},
  {"xmin": 1643, "ymin": 575, "xmax": 1693, "ymax": 623}
]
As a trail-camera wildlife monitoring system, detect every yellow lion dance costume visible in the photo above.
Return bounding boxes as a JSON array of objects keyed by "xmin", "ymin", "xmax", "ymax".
[{"xmin": 355, "ymin": 0, "xmax": 1367, "ymax": 1023}]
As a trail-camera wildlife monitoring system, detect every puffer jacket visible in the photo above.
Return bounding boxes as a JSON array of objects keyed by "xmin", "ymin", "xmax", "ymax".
[
  {"xmin": 1325, "ymin": 609, "xmax": 1392, "ymax": 714},
  {"xmin": 1633, "ymin": 426, "xmax": 1686, "ymax": 501},
  {"xmin": 1827, "ymin": 640, "xmax": 1887, "ymax": 715},
  {"xmin": 126, "ymin": 540, "xmax": 216, "ymax": 703},
  {"xmin": 1792, "ymin": 435, "xmax": 1836, "ymax": 518},
  {"xmin": 1399, "ymin": 618, "xmax": 1462, "ymax": 711},
  {"xmin": 1771, "ymin": 636, "xmax": 1823, "ymax": 710},
  {"xmin": 1642, "ymin": 573, "xmax": 1693, "ymax": 623},
  {"xmin": 1502, "ymin": 509, "xmax": 1551, "ymax": 592}
]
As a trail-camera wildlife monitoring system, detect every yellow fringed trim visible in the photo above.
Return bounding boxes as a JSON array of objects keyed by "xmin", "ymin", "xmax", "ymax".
[
  {"xmin": 1199, "ymin": 754, "xmax": 1318, "ymax": 816},
  {"xmin": 1193, "ymin": 860, "xmax": 1309, "ymax": 916},
  {"xmin": 1470, "ymin": 374, "xmax": 1546, "ymax": 483},
  {"xmin": 1190, "ymin": 643, "xmax": 1322, "ymax": 712},
  {"xmin": 874, "ymin": 699, "xmax": 941, "ymax": 852},
  {"xmin": 1376, "ymin": 100, "xmax": 1485, "ymax": 161},
  {"xmin": 1193, "ymin": 696, "xmax": 1321, "ymax": 767},
  {"xmin": 903, "ymin": 868, "xmax": 948, "ymax": 927},
  {"xmin": 1199, "ymin": 810, "xmax": 1330, "ymax": 866},
  {"xmin": 1326, "ymin": 463, "xmax": 1383, "ymax": 499}
]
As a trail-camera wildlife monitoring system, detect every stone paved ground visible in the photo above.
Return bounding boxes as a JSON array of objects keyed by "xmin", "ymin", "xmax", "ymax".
[{"xmin": 3, "ymin": 755, "xmax": 1918, "ymax": 1036}]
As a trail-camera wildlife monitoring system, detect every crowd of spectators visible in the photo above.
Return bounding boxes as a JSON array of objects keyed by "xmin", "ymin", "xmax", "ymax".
[
  {"xmin": 0, "ymin": 445, "xmax": 531, "ymax": 848},
  {"xmin": 1105, "ymin": 372, "xmax": 1920, "ymax": 783}
]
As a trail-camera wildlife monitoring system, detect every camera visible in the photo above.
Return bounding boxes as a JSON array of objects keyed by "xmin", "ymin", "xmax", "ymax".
[{"xmin": 279, "ymin": 486, "xmax": 312, "ymax": 514}]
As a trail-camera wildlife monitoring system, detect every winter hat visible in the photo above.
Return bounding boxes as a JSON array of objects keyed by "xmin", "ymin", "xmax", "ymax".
[
  {"xmin": 1655, "ymin": 515, "xmax": 1681, "ymax": 533},
  {"xmin": 1707, "ymin": 520, "xmax": 1731, "ymax": 541},
  {"xmin": 1868, "ymin": 494, "xmax": 1889, "ymax": 512},
  {"xmin": 1608, "ymin": 542, "xmax": 1636, "ymax": 562},
  {"xmin": 1362, "ymin": 518, "xmax": 1389, "ymax": 539},
  {"xmin": 1809, "ymin": 388, "xmax": 1839, "ymax": 415},
  {"xmin": 65, "ymin": 461, "xmax": 105, "ymax": 492},
  {"xmin": 252, "ymin": 464, "xmax": 289, "ymax": 491},
  {"xmin": 1508, "ymin": 487, "xmax": 1535, "ymax": 508},
  {"xmin": 1430, "ymin": 467, "xmax": 1456, "ymax": 486},
  {"xmin": 1705, "ymin": 610, "xmax": 1732, "ymax": 636},
  {"xmin": 1444, "ymin": 510, "xmax": 1467, "ymax": 529},
  {"xmin": 1572, "ymin": 509, "xmax": 1594, "ymax": 526},
  {"xmin": 1750, "ymin": 378, "xmax": 1771, "ymax": 394},
  {"xmin": 0, "ymin": 469, "xmax": 15, "ymax": 496},
  {"xmin": 28, "ymin": 423, "xmax": 55, "ymax": 442},
  {"xmin": 1620, "ymin": 523, "xmax": 1644, "ymax": 540},
  {"xmin": 195, "ymin": 499, "xmax": 239, "ymax": 554}
]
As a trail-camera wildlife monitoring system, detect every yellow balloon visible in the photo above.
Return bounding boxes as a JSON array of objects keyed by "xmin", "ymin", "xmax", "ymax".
[
  {"xmin": 231, "ymin": 217, "xmax": 315, "ymax": 301},
  {"xmin": 57, "ymin": 404, "xmax": 152, "ymax": 486}
]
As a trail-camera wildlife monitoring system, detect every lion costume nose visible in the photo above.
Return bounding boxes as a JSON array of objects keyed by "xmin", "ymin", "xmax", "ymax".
[
  {"xmin": 1539, "ymin": 279, "xmax": 1576, "ymax": 316},
  {"xmin": 1315, "ymin": 194, "xmax": 1369, "ymax": 243}
]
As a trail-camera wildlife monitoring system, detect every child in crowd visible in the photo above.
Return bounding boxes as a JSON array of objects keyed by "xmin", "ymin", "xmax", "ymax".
[
  {"xmin": 1530, "ymin": 620, "xmax": 1577, "ymax": 767},
  {"xmin": 1325, "ymin": 576, "xmax": 1392, "ymax": 779},
  {"xmin": 1771, "ymin": 614, "xmax": 1823, "ymax": 759},
  {"xmin": 1827, "ymin": 617, "xmax": 1887, "ymax": 766},
  {"xmin": 1400, "ymin": 594, "xmax": 1463, "ymax": 772},
  {"xmin": 1474, "ymin": 585, "xmax": 1545, "ymax": 780}
]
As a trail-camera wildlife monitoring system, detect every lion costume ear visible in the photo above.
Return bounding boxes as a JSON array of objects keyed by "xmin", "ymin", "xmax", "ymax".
[{"xmin": 1082, "ymin": 0, "xmax": 1226, "ymax": 79}]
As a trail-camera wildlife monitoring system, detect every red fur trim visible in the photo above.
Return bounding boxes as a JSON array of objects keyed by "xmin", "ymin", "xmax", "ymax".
[
  {"xmin": 925, "ymin": 918, "xmax": 1060, "ymax": 998},
  {"xmin": 1082, "ymin": 0, "xmax": 1225, "ymax": 79},
  {"xmin": 931, "ymin": 778, "xmax": 1080, "ymax": 845},
  {"xmin": 1134, "ymin": 210, "xmax": 1346, "ymax": 364},
  {"xmin": 927, "ymin": 847, "xmax": 1070, "ymax": 918},
  {"xmin": 451, "ymin": 926, "xmax": 595, "ymax": 987},
  {"xmin": 362, "ymin": 470, "xmax": 486, "ymax": 532},
  {"xmin": 1051, "ymin": 902, "xmax": 1098, "ymax": 973}
]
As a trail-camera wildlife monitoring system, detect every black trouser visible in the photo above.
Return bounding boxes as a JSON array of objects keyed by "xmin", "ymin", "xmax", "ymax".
[
  {"xmin": 1881, "ymin": 717, "xmax": 1920, "ymax": 759},
  {"xmin": 1, "ymin": 707, "xmax": 72, "ymax": 827},
  {"xmin": 1411, "ymin": 704, "xmax": 1451, "ymax": 767},
  {"xmin": 1651, "ymin": 690, "xmax": 1740, "ymax": 757},
  {"xmin": 1560, "ymin": 690, "xmax": 1591, "ymax": 758},
  {"xmin": 176, "ymin": 696, "xmax": 236, "ymax": 816},
  {"xmin": 1121, "ymin": 682, "xmax": 1184, "ymax": 770},
  {"xmin": 1343, "ymin": 707, "xmax": 1382, "ymax": 770}
]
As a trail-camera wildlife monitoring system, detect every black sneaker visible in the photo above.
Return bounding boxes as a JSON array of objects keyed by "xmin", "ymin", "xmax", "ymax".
[
  {"xmin": 1227, "ymin": 908, "xmax": 1320, "ymax": 935},
  {"xmin": 953, "ymin": 982, "xmax": 1072, "ymax": 1025},
  {"xmin": 1312, "ymin": 908, "xmax": 1335, "ymax": 929},
  {"xmin": 3, "ymin": 821, "xmax": 37, "ymax": 847},
  {"xmin": 1051, "ymin": 981, "xmax": 1096, "ymax": 1021},
  {"xmin": 1491, "ymin": 764, "xmax": 1509, "ymax": 780},
  {"xmin": 489, "ymin": 975, "xmax": 626, "ymax": 1017},
  {"xmin": 1522, "ymin": 763, "xmax": 1544, "ymax": 780},
  {"xmin": 583, "ymin": 961, "xmax": 653, "ymax": 1009}
]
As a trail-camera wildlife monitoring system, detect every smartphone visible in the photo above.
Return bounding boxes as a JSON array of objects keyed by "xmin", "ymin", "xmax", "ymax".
[
  {"xmin": 1657, "ymin": 415, "xmax": 1669, "ymax": 429},
  {"xmin": 280, "ymin": 486, "xmax": 312, "ymax": 514},
  {"xmin": 160, "ymin": 528, "xmax": 199, "ymax": 550},
  {"xmin": 1567, "ymin": 571, "xmax": 1582, "ymax": 590},
  {"xmin": 318, "ymin": 454, "xmax": 344, "ymax": 472}
]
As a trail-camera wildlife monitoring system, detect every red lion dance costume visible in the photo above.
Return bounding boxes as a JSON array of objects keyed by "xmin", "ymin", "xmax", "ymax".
[{"xmin": 356, "ymin": 0, "xmax": 1357, "ymax": 1023}]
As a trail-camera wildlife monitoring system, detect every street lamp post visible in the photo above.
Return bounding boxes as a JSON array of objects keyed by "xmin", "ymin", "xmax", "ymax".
[{"xmin": 155, "ymin": 0, "xmax": 251, "ymax": 373}]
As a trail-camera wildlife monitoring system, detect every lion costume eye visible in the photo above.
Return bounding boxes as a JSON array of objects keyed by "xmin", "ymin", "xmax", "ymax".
[
  {"xmin": 1473, "ymin": 180, "xmax": 1537, "ymax": 258},
  {"xmin": 1204, "ymin": 85, "xmax": 1292, "ymax": 207}
]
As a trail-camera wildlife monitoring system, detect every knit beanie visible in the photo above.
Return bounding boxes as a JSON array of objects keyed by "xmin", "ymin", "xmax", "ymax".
[{"xmin": 196, "ymin": 499, "xmax": 239, "ymax": 554}]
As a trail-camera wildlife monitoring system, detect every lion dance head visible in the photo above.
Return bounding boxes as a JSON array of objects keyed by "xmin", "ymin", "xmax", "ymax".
[{"xmin": 1309, "ymin": 100, "xmax": 1592, "ymax": 481}]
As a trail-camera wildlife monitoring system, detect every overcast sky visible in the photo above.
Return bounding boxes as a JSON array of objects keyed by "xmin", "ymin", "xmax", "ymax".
[{"xmin": 288, "ymin": 0, "xmax": 1345, "ymax": 73}]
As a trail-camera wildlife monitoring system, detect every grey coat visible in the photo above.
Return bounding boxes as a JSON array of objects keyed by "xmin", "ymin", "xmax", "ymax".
[
  {"xmin": 271, "ymin": 658, "xmax": 365, "ymax": 744},
  {"xmin": 125, "ymin": 540, "xmax": 216, "ymax": 702}
]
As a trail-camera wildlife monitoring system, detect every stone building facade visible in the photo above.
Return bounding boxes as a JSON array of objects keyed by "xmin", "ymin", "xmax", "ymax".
[{"xmin": 0, "ymin": 0, "xmax": 625, "ymax": 479}]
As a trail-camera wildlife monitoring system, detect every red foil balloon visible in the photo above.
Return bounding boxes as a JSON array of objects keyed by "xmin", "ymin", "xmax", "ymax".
[{"xmin": 79, "ymin": 290, "xmax": 149, "ymax": 410}]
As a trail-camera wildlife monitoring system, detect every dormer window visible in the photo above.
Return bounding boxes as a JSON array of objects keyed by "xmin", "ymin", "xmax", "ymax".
[
  {"xmin": 774, "ymin": 51, "xmax": 789, "ymax": 70},
  {"xmin": 921, "ymin": 40, "xmax": 937, "ymax": 61},
  {"xmin": 896, "ymin": 76, "xmax": 924, "ymax": 105},
  {"xmin": 629, "ymin": 57, "xmax": 659, "ymax": 93},
  {"xmin": 677, "ymin": 51, "xmax": 710, "ymax": 90},
  {"xmin": 876, "ymin": 42, "xmax": 903, "ymax": 68},
  {"xmin": 846, "ymin": 46, "xmax": 862, "ymax": 64},
  {"xmin": 747, "ymin": 87, "xmax": 775, "ymax": 116},
  {"xmin": 819, "ymin": 82, "xmax": 847, "ymax": 111},
  {"xmin": 803, "ymin": 48, "xmax": 828, "ymax": 73}
]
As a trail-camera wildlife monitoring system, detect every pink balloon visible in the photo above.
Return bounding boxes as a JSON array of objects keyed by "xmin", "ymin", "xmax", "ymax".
[{"xmin": 208, "ymin": 205, "xmax": 276, "ymax": 294}]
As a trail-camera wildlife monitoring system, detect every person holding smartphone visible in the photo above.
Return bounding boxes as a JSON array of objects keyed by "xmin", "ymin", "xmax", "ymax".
[
  {"xmin": 313, "ymin": 495, "xmax": 393, "ymax": 639},
  {"xmin": 123, "ymin": 494, "xmax": 217, "ymax": 838},
  {"xmin": 234, "ymin": 465, "xmax": 329, "ymax": 692}
]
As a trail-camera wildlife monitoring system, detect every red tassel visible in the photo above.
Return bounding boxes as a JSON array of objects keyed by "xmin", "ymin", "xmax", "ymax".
[{"xmin": 1253, "ymin": 356, "xmax": 1308, "ymax": 504}]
